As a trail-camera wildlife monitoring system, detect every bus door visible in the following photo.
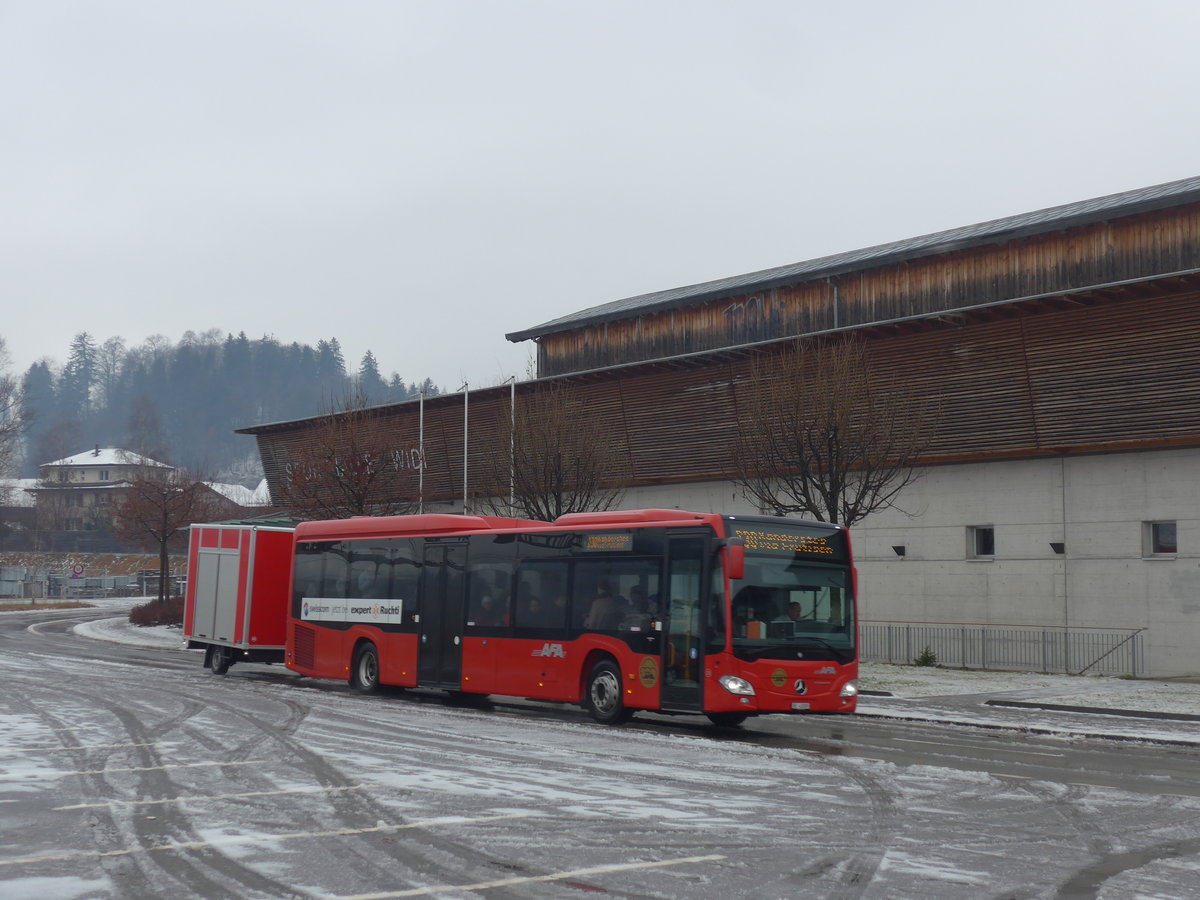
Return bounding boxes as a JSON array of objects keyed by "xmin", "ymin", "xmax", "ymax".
[
  {"xmin": 660, "ymin": 536, "xmax": 707, "ymax": 712},
  {"xmin": 418, "ymin": 541, "xmax": 466, "ymax": 686}
]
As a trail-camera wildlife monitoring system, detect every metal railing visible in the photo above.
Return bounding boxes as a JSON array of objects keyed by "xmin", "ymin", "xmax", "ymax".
[{"xmin": 859, "ymin": 621, "xmax": 1145, "ymax": 677}]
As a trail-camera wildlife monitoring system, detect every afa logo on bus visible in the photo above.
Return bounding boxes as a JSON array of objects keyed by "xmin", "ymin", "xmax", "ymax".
[{"xmin": 532, "ymin": 643, "xmax": 566, "ymax": 659}]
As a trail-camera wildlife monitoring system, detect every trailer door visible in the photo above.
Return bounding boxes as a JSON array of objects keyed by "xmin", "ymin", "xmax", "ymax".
[
  {"xmin": 195, "ymin": 548, "xmax": 240, "ymax": 642},
  {"xmin": 418, "ymin": 541, "xmax": 466, "ymax": 686}
]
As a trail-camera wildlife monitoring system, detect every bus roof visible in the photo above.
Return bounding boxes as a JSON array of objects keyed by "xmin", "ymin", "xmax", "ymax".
[{"xmin": 292, "ymin": 509, "xmax": 723, "ymax": 541}]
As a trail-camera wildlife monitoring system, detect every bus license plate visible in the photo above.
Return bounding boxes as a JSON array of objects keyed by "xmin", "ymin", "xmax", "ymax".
[{"xmin": 791, "ymin": 702, "xmax": 810, "ymax": 710}]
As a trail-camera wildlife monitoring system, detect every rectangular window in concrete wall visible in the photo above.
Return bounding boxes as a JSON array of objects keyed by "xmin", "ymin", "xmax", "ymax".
[
  {"xmin": 1143, "ymin": 521, "xmax": 1177, "ymax": 557},
  {"xmin": 967, "ymin": 525, "xmax": 995, "ymax": 559}
]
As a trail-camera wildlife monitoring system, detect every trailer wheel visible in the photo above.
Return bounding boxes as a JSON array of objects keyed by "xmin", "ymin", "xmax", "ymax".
[
  {"xmin": 207, "ymin": 647, "xmax": 231, "ymax": 676},
  {"xmin": 351, "ymin": 643, "xmax": 381, "ymax": 694},
  {"xmin": 585, "ymin": 659, "xmax": 632, "ymax": 725},
  {"xmin": 706, "ymin": 712, "xmax": 748, "ymax": 728}
]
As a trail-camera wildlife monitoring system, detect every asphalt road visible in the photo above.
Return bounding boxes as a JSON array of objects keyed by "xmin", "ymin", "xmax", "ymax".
[{"xmin": 3, "ymin": 607, "xmax": 1199, "ymax": 899}]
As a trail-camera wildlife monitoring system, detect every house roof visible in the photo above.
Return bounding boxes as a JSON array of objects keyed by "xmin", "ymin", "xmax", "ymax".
[
  {"xmin": 506, "ymin": 173, "xmax": 1200, "ymax": 342},
  {"xmin": 205, "ymin": 480, "xmax": 272, "ymax": 507},
  {"xmin": 41, "ymin": 448, "xmax": 172, "ymax": 469}
]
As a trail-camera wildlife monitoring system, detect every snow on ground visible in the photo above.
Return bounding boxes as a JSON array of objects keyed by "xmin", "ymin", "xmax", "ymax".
[
  {"xmin": 72, "ymin": 615, "xmax": 186, "ymax": 649},
  {"xmin": 0, "ymin": 597, "xmax": 186, "ymax": 649},
  {"xmin": 859, "ymin": 662, "xmax": 1200, "ymax": 714},
  {"xmin": 854, "ymin": 664, "xmax": 1200, "ymax": 747},
  {"xmin": 12, "ymin": 599, "xmax": 1200, "ymax": 736}
]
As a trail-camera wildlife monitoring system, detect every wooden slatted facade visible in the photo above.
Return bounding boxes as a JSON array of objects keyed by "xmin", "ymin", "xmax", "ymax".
[
  {"xmin": 245, "ymin": 275, "xmax": 1200, "ymax": 506},
  {"xmin": 520, "ymin": 203, "xmax": 1200, "ymax": 379}
]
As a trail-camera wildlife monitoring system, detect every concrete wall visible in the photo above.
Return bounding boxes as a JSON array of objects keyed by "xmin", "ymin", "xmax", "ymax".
[{"xmin": 617, "ymin": 448, "xmax": 1200, "ymax": 678}]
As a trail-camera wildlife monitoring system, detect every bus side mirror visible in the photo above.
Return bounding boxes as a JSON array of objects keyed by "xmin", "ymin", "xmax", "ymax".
[{"xmin": 723, "ymin": 540, "xmax": 745, "ymax": 581}]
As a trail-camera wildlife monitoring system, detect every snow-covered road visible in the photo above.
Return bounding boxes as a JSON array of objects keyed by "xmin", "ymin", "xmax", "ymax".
[{"xmin": 1, "ymin": 605, "xmax": 1198, "ymax": 898}]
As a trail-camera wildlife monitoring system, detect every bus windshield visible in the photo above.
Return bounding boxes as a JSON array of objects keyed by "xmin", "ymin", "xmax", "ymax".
[{"xmin": 726, "ymin": 520, "xmax": 855, "ymax": 663}]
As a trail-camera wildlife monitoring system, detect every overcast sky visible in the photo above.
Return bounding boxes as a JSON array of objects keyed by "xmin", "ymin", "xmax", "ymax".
[{"xmin": 3, "ymin": 1, "xmax": 1198, "ymax": 391}]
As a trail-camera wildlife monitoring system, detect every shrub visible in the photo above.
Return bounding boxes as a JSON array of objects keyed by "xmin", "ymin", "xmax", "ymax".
[
  {"xmin": 129, "ymin": 596, "xmax": 184, "ymax": 627},
  {"xmin": 913, "ymin": 645, "xmax": 938, "ymax": 667}
]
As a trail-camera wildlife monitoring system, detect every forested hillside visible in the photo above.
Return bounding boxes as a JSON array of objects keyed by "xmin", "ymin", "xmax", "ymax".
[{"xmin": 16, "ymin": 331, "xmax": 440, "ymax": 483}]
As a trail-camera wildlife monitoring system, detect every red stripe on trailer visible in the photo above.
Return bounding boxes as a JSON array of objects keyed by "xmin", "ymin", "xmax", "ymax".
[
  {"xmin": 231, "ymin": 529, "xmax": 248, "ymax": 644},
  {"xmin": 184, "ymin": 526, "xmax": 205, "ymax": 634}
]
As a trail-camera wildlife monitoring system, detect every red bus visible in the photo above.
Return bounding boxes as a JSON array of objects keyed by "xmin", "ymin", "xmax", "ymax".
[{"xmin": 287, "ymin": 509, "xmax": 858, "ymax": 725}]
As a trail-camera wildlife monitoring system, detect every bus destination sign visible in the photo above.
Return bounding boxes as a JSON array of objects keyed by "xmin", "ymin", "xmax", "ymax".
[
  {"xmin": 582, "ymin": 533, "xmax": 633, "ymax": 552},
  {"xmin": 732, "ymin": 525, "xmax": 846, "ymax": 560}
]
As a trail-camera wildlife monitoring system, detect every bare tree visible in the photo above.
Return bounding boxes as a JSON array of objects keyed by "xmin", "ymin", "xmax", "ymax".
[
  {"xmin": 731, "ymin": 336, "xmax": 937, "ymax": 527},
  {"xmin": 95, "ymin": 336, "xmax": 127, "ymax": 409},
  {"xmin": 33, "ymin": 421, "xmax": 84, "ymax": 474},
  {"xmin": 114, "ymin": 466, "xmax": 232, "ymax": 602},
  {"xmin": 475, "ymin": 380, "xmax": 628, "ymax": 522},
  {"xmin": 125, "ymin": 395, "xmax": 170, "ymax": 462},
  {"xmin": 278, "ymin": 397, "xmax": 419, "ymax": 520}
]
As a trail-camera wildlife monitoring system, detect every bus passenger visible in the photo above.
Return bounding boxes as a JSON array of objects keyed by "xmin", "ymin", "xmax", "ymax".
[
  {"xmin": 521, "ymin": 594, "xmax": 545, "ymax": 626},
  {"xmin": 621, "ymin": 586, "xmax": 652, "ymax": 630},
  {"xmin": 584, "ymin": 581, "xmax": 620, "ymax": 630},
  {"xmin": 548, "ymin": 592, "xmax": 569, "ymax": 628},
  {"xmin": 476, "ymin": 593, "xmax": 508, "ymax": 627}
]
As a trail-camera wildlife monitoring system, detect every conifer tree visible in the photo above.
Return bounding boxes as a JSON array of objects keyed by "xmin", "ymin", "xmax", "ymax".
[
  {"xmin": 357, "ymin": 350, "xmax": 387, "ymax": 406},
  {"xmin": 59, "ymin": 332, "xmax": 97, "ymax": 420}
]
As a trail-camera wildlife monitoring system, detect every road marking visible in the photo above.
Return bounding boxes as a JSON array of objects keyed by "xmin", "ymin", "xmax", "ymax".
[
  {"xmin": 329, "ymin": 854, "xmax": 728, "ymax": 900},
  {"xmin": 0, "ymin": 812, "xmax": 533, "ymax": 867},
  {"xmin": 54, "ymin": 784, "xmax": 364, "ymax": 810},
  {"xmin": 14, "ymin": 742, "xmax": 159, "ymax": 752},
  {"xmin": 0, "ymin": 760, "xmax": 265, "ymax": 779}
]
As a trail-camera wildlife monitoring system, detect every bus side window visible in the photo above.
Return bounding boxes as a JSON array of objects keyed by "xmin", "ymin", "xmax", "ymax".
[
  {"xmin": 292, "ymin": 547, "xmax": 323, "ymax": 611},
  {"xmin": 468, "ymin": 566, "xmax": 513, "ymax": 628},
  {"xmin": 322, "ymin": 545, "xmax": 349, "ymax": 599},
  {"xmin": 348, "ymin": 557, "xmax": 380, "ymax": 599},
  {"xmin": 515, "ymin": 561, "xmax": 568, "ymax": 631},
  {"xmin": 575, "ymin": 559, "xmax": 660, "ymax": 632},
  {"xmin": 392, "ymin": 545, "xmax": 421, "ymax": 619},
  {"xmin": 514, "ymin": 568, "xmax": 543, "ymax": 628}
]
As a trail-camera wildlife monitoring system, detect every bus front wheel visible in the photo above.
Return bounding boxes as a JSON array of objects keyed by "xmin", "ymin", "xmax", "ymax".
[
  {"xmin": 351, "ymin": 643, "xmax": 381, "ymax": 694},
  {"xmin": 585, "ymin": 660, "xmax": 632, "ymax": 725}
]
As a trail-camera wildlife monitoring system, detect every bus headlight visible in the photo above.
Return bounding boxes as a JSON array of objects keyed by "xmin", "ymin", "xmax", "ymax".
[
  {"xmin": 719, "ymin": 675, "xmax": 756, "ymax": 696},
  {"xmin": 840, "ymin": 680, "xmax": 859, "ymax": 699}
]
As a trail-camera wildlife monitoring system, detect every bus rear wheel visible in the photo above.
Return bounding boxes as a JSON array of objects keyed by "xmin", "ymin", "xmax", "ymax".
[
  {"xmin": 351, "ymin": 643, "xmax": 381, "ymax": 694},
  {"xmin": 585, "ymin": 660, "xmax": 632, "ymax": 725}
]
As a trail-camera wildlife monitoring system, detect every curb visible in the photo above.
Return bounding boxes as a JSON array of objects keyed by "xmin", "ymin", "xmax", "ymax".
[
  {"xmin": 983, "ymin": 699, "xmax": 1200, "ymax": 723},
  {"xmin": 852, "ymin": 707, "xmax": 1200, "ymax": 748}
]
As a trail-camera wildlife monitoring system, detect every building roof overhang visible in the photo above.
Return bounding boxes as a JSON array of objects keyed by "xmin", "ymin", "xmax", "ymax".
[{"xmin": 506, "ymin": 175, "xmax": 1200, "ymax": 343}]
